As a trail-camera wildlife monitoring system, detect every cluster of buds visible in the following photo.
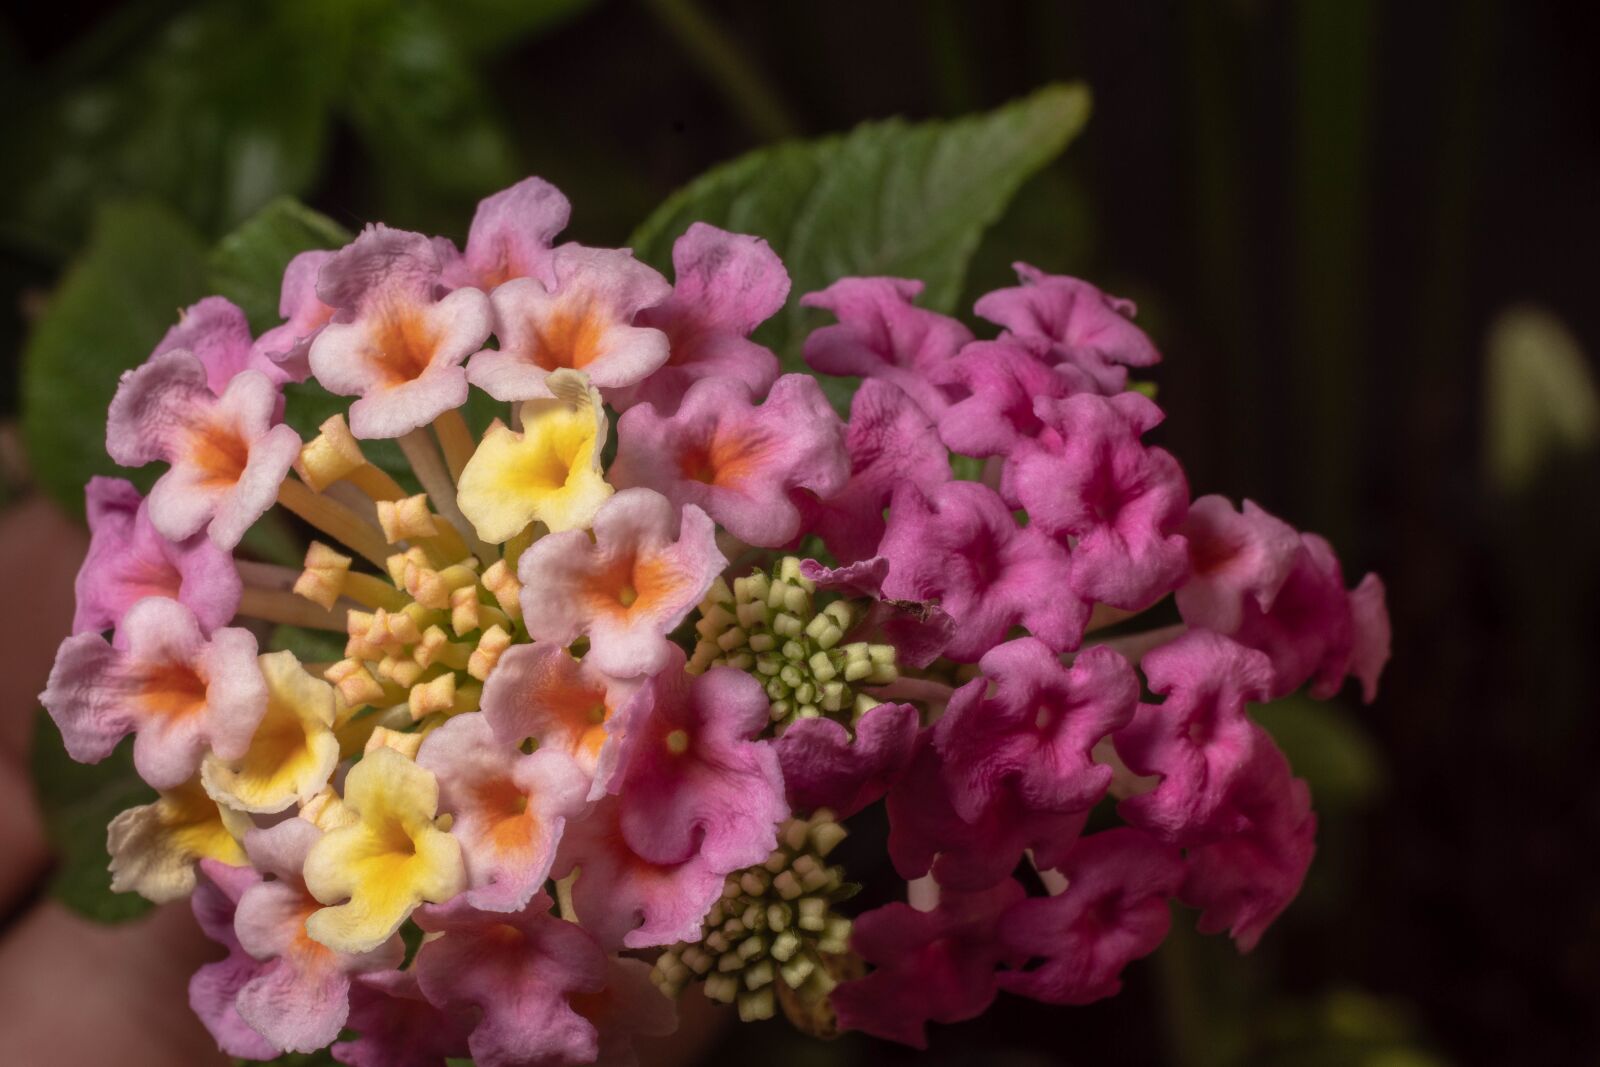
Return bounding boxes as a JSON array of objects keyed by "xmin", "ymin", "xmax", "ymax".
[
  {"xmin": 652, "ymin": 810, "xmax": 853, "ymax": 1023},
  {"xmin": 38, "ymin": 172, "xmax": 1389, "ymax": 1063},
  {"xmin": 690, "ymin": 557, "xmax": 896, "ymax": 729}
]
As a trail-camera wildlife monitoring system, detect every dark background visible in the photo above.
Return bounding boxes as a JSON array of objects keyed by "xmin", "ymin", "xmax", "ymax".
[{"xmin": 2, "ymin": 2, "xmax": 1596, "ymax": 1064}]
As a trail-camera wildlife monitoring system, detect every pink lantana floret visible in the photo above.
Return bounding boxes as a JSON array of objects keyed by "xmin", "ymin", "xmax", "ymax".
[
  {"xmin": 42, "ymin": 597, "xmax": 265, "ymax": 790},
  {"xmin": 106, "ymin": 350, "xmax": 301, "ymax": 549},
  {"xmin": 610, "ymin": 221, "xmax": 786, "ymax": 414},
  {"xmin": 1002, "ymin": 390, "xmax": 1189, "ymax": 611},
  {"xmin": 469, "ymin": 245, "xmax": 671, "ymax": 400},
  {"xmin": 251, "ymin": 249, "xmax": 335, "ymax": 383},
  {"xmin": 932, "ymin": 335, "xmax": 1081, "ymax": 458},
  {"xmin": 309, "ymin": 224, "xmax": 493, "ymax": 439},
  {"xmin": 997, "ymin": 827, "xmax": 1185, "ymax": 1005},
  {"xmin": 417, "ymin": 712, "xmax": 590, "ymax": 913},
  {"xmin": 517, "ymin": 489, "xmax": 725, "ymax": 680},
  {"xmin": 443, "ymin": 175, "xmax": 572, "ymax": 292},
  {"xmin": 773, "ymin": 701, "xmax": 920, "ymax": 818},
  {"xmin": 189, "ymin": 859, "xmax": 276, "ymax": 1061},
  {"xmin": 334, "ymin": 969, "xmax": 473, "ymax": 1067},
  {"xmin": 1174, "ymin": 495, "xmax": 1303, "ymax": 634},
  {"xmin": 973, "ymin": 264, "xmax": 1160, "ymax": 396},
  {"xmin": 612, "ymin": 374, "xmax": 848, "ymax": 547},
  {"xmin": 154, "ymin": 296, "xmax": 279, "ymax": 393},
  {"xmin": 73, "ymin": 476, "xmax": 241, "ymax": 636}
]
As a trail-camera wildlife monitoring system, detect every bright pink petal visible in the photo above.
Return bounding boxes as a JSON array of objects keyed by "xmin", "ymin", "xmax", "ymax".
[
  {"xmin": 932, "ymin": 336, "xmax": 1085, "ymax": 457},
  {"xmin": 455, "ymin": 175, "xmax": 572, "ymax": 291},
  {"xmin": 773, "ymin": 701, "xmax": 919, "ymax": 818},
  {"xmin": 334, "ymin": 969, "xmax": 473, "ymax": 1067},
  {"xmin": 1175, "ymin": 496, "xmax": 1303, "ymax": 633}
]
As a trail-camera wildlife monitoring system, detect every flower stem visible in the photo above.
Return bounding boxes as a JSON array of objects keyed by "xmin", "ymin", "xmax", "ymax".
[{"xmin": 640, "ymin": 0, "xmax": 800, "ymax": 142}]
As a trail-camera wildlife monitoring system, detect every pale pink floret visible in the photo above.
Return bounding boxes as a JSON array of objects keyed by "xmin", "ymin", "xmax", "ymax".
[
  {"xmin": 309, "ymin": 225, "xmax": 492, "ymax": 439},
  {"xmin": 517, "ymin": 489, "xmax": 725, "ymax": 680},
  {"xmin": 774, "ymin": 701, "xmax": 920, "ymax": 818},
  {"xmin": 1113, "ymin": 630, "xmax": 1275, "ymax": 843},
  {"xmin": 553, "ymin": 795, "xmax": 728, "ymax": 951},
  {"xmin": 931, "ymin": 336, "xmax": 1083, "ymax": 458},
  {"xmin": 609, "ymin": 222, "xmax": 786, "ymax": 413},
  {"xmin": 468, "ymin": 245, "xmax": 671, "ymax": 401},
  {"xmin": 1002, "ymin": 390, "xmax": 1189, "ymax": 611},
  {"xmin": 611, "ymin": 648, "xmax": 787, "ymax": 871},
  {"xmin": 251, "ymin": 249, "xmax": 335, "ymax": 383},
  {"xmin": 800, "ymin": 276, "xmax": 972, "ymax": 417},
  {"xmin": 73, "ymin": 476, "xmax": 241, "ymax": 635},
  {"xmin": 878, "ymin": 479, "xmax": 1087, "ymax": 662},
  {"xmin": 1175, "ymin": 495, "xmax": 1303, "ymax": 634},
  {"xmin": 414, "ymin": 895, "xmax": 608, "ymax": 1067},
  {"xmin": 832, "ymin": 878, "xmax": 1025, "ymax": 1049},
  {"xmin": 106, "ymin": 350, "xmax": 301, "ymax": 549},
  {"xmin": 973, "ymin": 264, "xmax": 1160, "ymax": 396},
  {"xmin": 189, "ymin": 859, "xmax": 277, "ymax": 1060},
  {"xmin": 334, "ymin": 970, "xmax": 473, "ymax": 1067},
  {"xmin": 479, "ymin": 642, "xmax": 639, "ymax": 800},
  {"xmin": 997, "ymin": 828, "xmax": 1185, "ymax": 1005},
  {"xmin": 801, "ymin": 379, "xmax": 950, "ymax": 564},
  {"xmin": 154, "ymin": 296, "xmax": 278, "ymax": 392},
  {"xmin": 42, "ymin": 597, "xmax": 265, "ymax": 790},
  {"xmin": 442, "ymin": 175, "xmax": 572, "ymax": 292},
  {"xmin": 933, "ymin": 640, "xmax": 1138, "ymax": 825},
  {"xmin": 611, "ymin": 374, "xmax": 848, "ymax": 547},
  {"xmin": 1180, "ymin": 734, "xmax": 1317, "ymax": 952},
  {"xmin": 416, "ymin": 712, "xmax": 590, "ymax": 912},
  {"xmin": 232, "ymin": 820, "xmax": 406, "ymax": 1054}
]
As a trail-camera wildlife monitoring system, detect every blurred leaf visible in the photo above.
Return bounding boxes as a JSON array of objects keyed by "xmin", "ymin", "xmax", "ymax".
[
  {"xmin": 1484, "ymin": 304, "xmax": 1600, "ymax": 493},
  {"xmin": 629, "ymin": 83, "xmax": 1092, "ymax": 405},
  {"xmin": 0, "ymin": 0, "xmax": 347, "ymax": 256},
  {"xmin": 21, "ymin": 199, "xmax": 209, "ymax": 516},
  {"xmin": 1254, "ymin": 696, "xmax": 1385, "ymax": 810},
  {"xmin": 343, "ymin": 3, "xmax": 520, "ymax": 233},
  {"xmin": 269, "ymin": 624, "xmax": 349, "ymax": 666},
  {"xmin": 210, "ymin": 197, "xmax": 352, "ymax": 333},
  {"xmin": 424, "ymin": 0, "xmax": 595, "ymax": 55},
  {"xmin": 30, "ymin": 709, "xmax": 155, "ymax": 923}
]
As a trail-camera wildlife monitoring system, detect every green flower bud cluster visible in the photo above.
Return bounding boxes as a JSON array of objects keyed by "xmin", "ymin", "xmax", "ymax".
[
  {"xmin": 688, "ymin": 557, "xmax": 898, "ymax": 731},
  {"xmin": 651, "ymin": 810, "xmax": 856, "ymax": 1024}
]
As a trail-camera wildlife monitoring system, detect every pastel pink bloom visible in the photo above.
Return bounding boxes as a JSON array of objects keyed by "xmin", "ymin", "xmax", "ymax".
[
  {"xmin": 832, "ymin": 878, "xmax": 1025, "ymax": 1048},
  {"xmin": 611, "ymin": 374, "xmax": 848, "ymax": 547},
  {"xmin": 414, "ymin": 895, "xmax": 608, "ymax": 1067},
  {"xmin": 580, "ymin": 958, "xmax": 678, "ymax": 1067},
  {"xmin": 154, "ymin": 296, "xmax": 281, "ymax": 392},
  {"xmin": 887, "ymin": 735, "xmax": 1089, "ymax": 891},
  {"xmin": 1179, "ymin": 497, "xmax": 1390, "ymax": 701},
  {"xmin": 189, "ymin": 859, "xmax": 276, "ymax": 1060},
  {"xmin": 996, "ymin": 828, "xmax": 1185, "ymax": 1005},
  {"xmin": 1112, "ymin": 631, "xmax": 1274, "ymax": 843},
  {"xmin": 611, "ymin": 648, "xmax": 787, "ymax": 870},
  {"xmin": 1002, "ymin": 390, "xmax": 1190, "ymax": 611},
  {"xmin": 233, "ymin": 820, "xmax": 406, "ymax": 1053},
  {"xmin": 933, "ymin": 640, "xmax": 1138, "ymax": 824},
  {"xmin": 609, "ymin": 223, "xmax": 785, "ymax": 414},
  {"xmin": 1174, "ymin": 495, "xmax": 1303, "ymax": 634},
  {"xmin": 334, "ymin": 970, "xmax": 473, "ymax": 1067},
  {"xmin": 932, "ymin": 336, "xmax": 1083, "ymax": 457},
  {"xmin": 554, "ymin": 795, "xmax": 727, "ymax": 950},
  {"xmin": 309, "ymin": 225, "xmax": 493, "ymax": 439},
  {"xmin": 416, "ymin": 712, "xmax": 590, "ymax": 912},
  {"xmin": 517, "ymin": 489, "xmax": 725, "ymax": 679},
  {"xmin": 42, "ymin": 597, "xmax": 265, "ymax": 790},
  {"xmin": 251, "ymin": 249, "xmax": 335, "ymax": 383},
  {"xmin": 442, "ymin": 175, "xmax": 572, "ymax": 291},
  {"xmin": 774, "ymin": 701, "xmax": 920, "ymax": 818},
  {"xmin": 106, "ymin": 350, "xmax": 301, "ymax": 549},
  {"xmin": 798, "ymin": 557, "xmax": 956, "ymax": 669},
  {"xmin": 1180, "ymin": 735, "xmax": 1316, "ymax": 952},
  {"xmin": 73, "ymin": 476, "xmax": 240, "ymax": 635},
  {"xmin": 468, "ymin": 245, "xmax": 671, "ymax": 401},
  {"xmin": 479, "ymin": 642, "xmax": 640, "ymax": 799},
  {"xmin": 802, "ymin": 379, "xmax": 950, "ymax": 565},
  {"xmin": 878, "ymin": 479, "xmax": 1086, "ymax": 662},
  {"xmin": 800, "ymin": 276, "xmax": 972, "ymax": 417},
  {"xmin": 973, "ymin": 264, "xmax": 1160, "ymax": 396}
]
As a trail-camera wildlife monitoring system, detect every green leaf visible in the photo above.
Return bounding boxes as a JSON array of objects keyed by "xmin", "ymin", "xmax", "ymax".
[
  {"xmin": 1484, "ymin": 304, "xmax": 1600, "ymax": 493},
  {"xmin": 209, "ymin": 197, "xmax": 352, "ymax": 333},
  {"xmin": 21, "ymin": 199, "xmax": 210, "ymax": 516},
  {"xmin": 629, "ymin": 83, "xmax": 1092, "ymax": 388},
  {"xmin": 1254, "ymin": 696, "xmax": 1385, "ymax": 811},
  {"xmin": 30, "ymin": 710, "xmax": 155, "ymax": 923}
]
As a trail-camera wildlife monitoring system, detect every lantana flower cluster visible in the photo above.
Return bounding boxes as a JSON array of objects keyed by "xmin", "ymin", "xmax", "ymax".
[{"xmin": 41, "ymin": 176, "xmax": 1390, "ymax": 1062}]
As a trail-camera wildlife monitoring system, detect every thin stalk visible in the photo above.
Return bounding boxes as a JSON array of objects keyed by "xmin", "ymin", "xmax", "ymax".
[
  {"xmin": 396, "ymin": 429, "xmax": 496, "ymax": 567},
  {"xmin": 639, "ymin": 0, "xmax": 800, "ymax": 142},
  {"xmin": 237, "ymin": 587, "xmax": 348, "ymax": 632},
  {"xmin": 276, "ymin": 478, "xmax": 392, "ymax": 568}
]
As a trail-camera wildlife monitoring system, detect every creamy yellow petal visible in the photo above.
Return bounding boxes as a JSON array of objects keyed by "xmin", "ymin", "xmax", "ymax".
[
  {"xmin": 203, "ymin": 651, "xmax": 339, "ymax": 814},
  {"xmin": 108, "ymin": 778, "xmax": 248, "ymax": 903}
]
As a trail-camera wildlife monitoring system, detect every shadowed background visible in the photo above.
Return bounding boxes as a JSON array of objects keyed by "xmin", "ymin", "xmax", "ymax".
[{"xmin": 1, "ymin": 2, "xmax": 1595, "ymax": 1064}]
